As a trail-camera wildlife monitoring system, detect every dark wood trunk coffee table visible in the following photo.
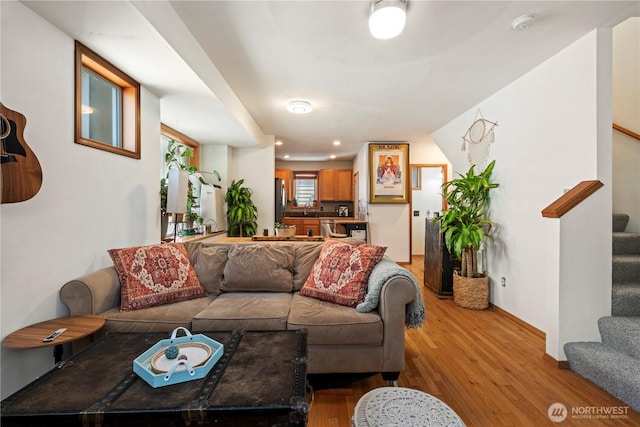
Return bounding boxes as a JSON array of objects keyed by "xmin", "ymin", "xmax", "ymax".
[{"xmin": 1, "ymin": 330, "xmax": 308, "ymax": 427}]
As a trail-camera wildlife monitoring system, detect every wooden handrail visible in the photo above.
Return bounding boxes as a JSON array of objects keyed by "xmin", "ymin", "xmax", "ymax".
[
  {"xmin": 613, "ymin": 123, "xmax": 640, "ymax": 142},
  {"xmin": 541, "ymin": 180, "xmax": 604, "ymax": 218}
]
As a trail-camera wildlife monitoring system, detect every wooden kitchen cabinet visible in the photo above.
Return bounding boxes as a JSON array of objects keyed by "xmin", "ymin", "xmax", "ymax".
[
  {"xmin": 302, "ymin": 218, "xmax": 320, "ymax": 237},
  {"xmin": 275, "ymin": 168, "xmax": 293, "ymax": 201},
  {"xmin": 319, "ymin": 169, "xmax": 352, "ymax": 201},
  {"xmin": 282, "ymin": 218, "xmax": 303, "ymax": 233},
  {"xmin": 335, "ymin": 169, "xmax": 352, "ymax": 201},
  {"xmin": 319, "ymin": 170, "xmax": 335, "ymax": 201},
  {"xmin": 282, "ymin": 218, "xmax": 319, "ymax": 236}
]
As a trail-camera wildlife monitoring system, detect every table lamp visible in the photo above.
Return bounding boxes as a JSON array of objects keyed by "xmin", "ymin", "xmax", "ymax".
[{"xmin": 166, "ymin": 168, "xmax": 188, "ymax": 241}]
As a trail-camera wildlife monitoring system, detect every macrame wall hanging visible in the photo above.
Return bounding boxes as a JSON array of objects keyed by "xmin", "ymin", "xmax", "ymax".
[{"xmin": 461, "ymin": 110, "xmax": 498, "ymax": 170}]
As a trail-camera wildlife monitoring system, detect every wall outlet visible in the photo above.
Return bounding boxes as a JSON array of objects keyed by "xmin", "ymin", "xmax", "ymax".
[{"xmin": 501, "ymin": 277, "xmax": 506, "ymax": 287}]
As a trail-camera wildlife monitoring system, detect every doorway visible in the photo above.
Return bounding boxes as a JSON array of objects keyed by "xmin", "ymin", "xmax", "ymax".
[{"xmin": 410, "ymin": 164, "xmax": 447, "ymax": 256}]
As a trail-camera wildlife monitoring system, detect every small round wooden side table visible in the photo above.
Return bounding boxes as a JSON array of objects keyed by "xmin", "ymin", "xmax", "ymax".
[{"xmin": 2, "ymin": 315, "xmax": 105, "ymax": 363}]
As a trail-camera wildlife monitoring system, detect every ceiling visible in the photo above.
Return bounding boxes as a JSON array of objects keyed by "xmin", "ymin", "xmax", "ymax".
[{"xmin": 23, "ymin": 1, "xmax": 639, "ymax": 161}]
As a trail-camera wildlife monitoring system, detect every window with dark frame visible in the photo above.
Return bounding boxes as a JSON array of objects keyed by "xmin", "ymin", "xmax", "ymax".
[{"xmin": 74, "ymin": 41, "xmax": 140, "ymax": 159}]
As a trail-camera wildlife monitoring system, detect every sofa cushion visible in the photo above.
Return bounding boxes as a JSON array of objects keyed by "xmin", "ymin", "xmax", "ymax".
[
  {"xmin": 292, "ymin": 242, "xmax": 324, "ymax": 291},
  {"xmin": 299, "ymin": 240, "xmax": 386, "ymax": 307},
  {"xmin": 192, "ymin": 292, "xmax": 292, "ymax": 331},
  {"xmin": 108, "ymin": 243, "xmax": 207, "ymax": 311},
  {"xmin": 100, "ymin": 294, "xmax": 217, "ymax": 333},
  {"xmin": 222, "ymin": 244, "xmax": 294, "ymax": 292},
  {"xmin": 189, "ymin": 244, "xmax": 228, "ymax": 295},
  {"xmin": 288, "ymin": 293, "xmax": 382, "ymax": 345}
]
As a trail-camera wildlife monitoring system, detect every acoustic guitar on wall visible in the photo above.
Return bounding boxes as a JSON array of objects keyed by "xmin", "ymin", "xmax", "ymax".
[{"xmin": 0, "ymin": 103, "xmax": 43, "ymax": 203}]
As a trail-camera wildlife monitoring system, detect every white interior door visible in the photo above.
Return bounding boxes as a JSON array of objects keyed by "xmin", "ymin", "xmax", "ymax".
[{"xmin": 410, "ymin": 165, "xmax": 447, "ymax": 255}]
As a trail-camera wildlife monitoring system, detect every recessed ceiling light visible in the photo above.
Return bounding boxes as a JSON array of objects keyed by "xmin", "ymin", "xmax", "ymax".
[
  {"xmin": 330, "ymin": 155, "xmax": 336, "ymax": 159},
  {"xmin": 511, "ymin": 14, "xmax": 536, "ymax": 31},
  {"xmin": 286, "ymin": 100, "xmax": 312, "ymax": 114},
  {"xmin": 275, "ymin": 140, "xmax": 283, "ymax": 146},
  {"xmin": 333, "ymin": 140, "xmax": 341, "ymax": 146},
  {"xmin": 283, "ymin": 154, "xmax": 290, "ymax": 159}
]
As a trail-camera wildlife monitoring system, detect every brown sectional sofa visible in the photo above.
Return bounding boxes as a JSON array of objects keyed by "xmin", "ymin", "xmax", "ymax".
[{"xmin": 60, "ymin": 239, "xmax": 419, "ymax": 382}]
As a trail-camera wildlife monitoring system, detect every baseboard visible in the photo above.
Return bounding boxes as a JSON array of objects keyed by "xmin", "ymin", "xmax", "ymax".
[
  {"xmin": 558, "ymin": 360, "xmax": 570, "ymax": 369},
  {"xmin": 488, "ymin": 304, "xmax": 572, "ymax": 369},
  {"xmin": 487, "ymin": 304, "xmax": 573, "ymax": 369},
  {"xmin": 544, "ymin": 352, "xmax": 571, "ymax": 369},
  {"xmin": 489, "ymin": 303, "xmax": 545, "ymax": 340}
]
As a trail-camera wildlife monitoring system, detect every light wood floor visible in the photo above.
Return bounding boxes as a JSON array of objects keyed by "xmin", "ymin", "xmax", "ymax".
[{"xmin": 307, "ymin": 255, "xmax": 640, "ymax": 426}]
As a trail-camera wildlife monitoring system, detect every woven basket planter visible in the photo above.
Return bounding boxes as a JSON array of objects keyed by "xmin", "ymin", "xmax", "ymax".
[
  {"xmin": 453, "ymin": 271, "xmax": 489, "ymax": 310},
  {"xmin": 275, "ymin": 226, "xmax": 296, "ymax": 237}
]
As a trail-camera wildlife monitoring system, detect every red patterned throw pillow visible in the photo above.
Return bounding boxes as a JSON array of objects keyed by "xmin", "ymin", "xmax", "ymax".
[
  {"xmin": 299, "ymin": 240, "xmax": 387, "ymax": 307},
  {"xmin": 108, "ymin": 243, "xmax": 207, "ymax": 311}
]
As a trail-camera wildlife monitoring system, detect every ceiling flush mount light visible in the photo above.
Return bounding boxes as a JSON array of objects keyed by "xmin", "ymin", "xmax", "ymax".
[
  {"xmin": 511, "ymin": 14, "xmax": 536, "ymax": 31},
  {"xmin": 369, "ymin": 0, "xmax": 407, "ymax": 39},
  {"xmin": 286, "ymin": 100, "xmax": 312, "ymax": 114}
]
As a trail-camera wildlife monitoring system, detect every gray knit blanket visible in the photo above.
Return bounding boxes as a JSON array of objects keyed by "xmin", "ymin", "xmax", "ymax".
[{"xmin": 357, "ymin": 255, "xmax": 426, "ymax": 328}]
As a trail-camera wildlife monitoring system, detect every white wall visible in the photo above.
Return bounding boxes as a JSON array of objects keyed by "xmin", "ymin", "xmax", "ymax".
[
  {"xmin": 1, "ymin": 2, "xmax": 161, "ymax": 398},
  {"xmin": 409, "ymin": 137, "xmax": 452, "ymax": 181},
  {"xmin": 612, "ymin": 17, "xmax": 640, "ymax": 232},
  {"xmin": 353, "ymin": 138, "xmax": 449, "ymax": 262},
  {"xmin": 354, "ymin": 144, "xmax": 408, "ymax": 262},
  {"xmin": 229, "ymin": 145, "xmax": 276, "ymax": 236},
  {"xmin": 431, "ymin": 30, "xmax": 613, "ymax": 360},
  {"xmin": 200, "ymin": 144, "xmax": 230, "ymax": 191}
]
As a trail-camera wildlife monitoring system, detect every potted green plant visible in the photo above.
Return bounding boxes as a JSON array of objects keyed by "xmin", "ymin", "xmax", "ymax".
[
  {"xmin": 225, "ymin": 179, "xmax": 258, "ymax": 237},
  {"xmin": 434, "ymin": 160, "xmax": 498, "ymax": 309}
]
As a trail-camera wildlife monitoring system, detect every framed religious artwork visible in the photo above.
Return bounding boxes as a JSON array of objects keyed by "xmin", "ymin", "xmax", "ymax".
[{"xmin": 368, "ymin": 143, "xmax": 410, "ymax": 204}]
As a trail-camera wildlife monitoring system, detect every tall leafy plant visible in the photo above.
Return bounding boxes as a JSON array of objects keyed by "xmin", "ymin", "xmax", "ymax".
[
  {"xmin": 435, "ymin": 160, "xmax": 498, "ymax": 278},
  {"xmin": 225, "ymin": 179, "xmax": 258, "ymax": 237}
]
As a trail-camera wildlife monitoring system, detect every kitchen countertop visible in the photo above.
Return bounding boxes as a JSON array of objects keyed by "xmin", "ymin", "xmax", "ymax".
[
  {"xmin": 334, "ymin": 218, "xmax": 368, "ymax": 223},
  {"xmin": 284, "ymin": 212, "xmax": 340, "ymax": 218},
  {"xmin": 163, "ymin": 230, "xmax": 226, "ymax": 244},
  {"xmin": 283, "ymin": 215, "xmax": 365, "ymax": 221}
]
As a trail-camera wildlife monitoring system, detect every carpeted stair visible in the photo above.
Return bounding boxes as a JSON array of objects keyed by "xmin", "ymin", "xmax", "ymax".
[
  {"xmin": 564, "ymin": 213, "xmax": 640, "ymax": 411},
  {"xmin": 612, "ymin": 214, "xmax": 640, "ymax": 316}
]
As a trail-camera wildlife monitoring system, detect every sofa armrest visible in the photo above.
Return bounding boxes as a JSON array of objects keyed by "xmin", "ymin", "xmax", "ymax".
[
  {"xmin": 378, "ymin": 276, "xmax": 417, "ymax": 373},
  {"xmin": 60, "ymin": 267, "xmax": 121, "ymax": 315}
]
